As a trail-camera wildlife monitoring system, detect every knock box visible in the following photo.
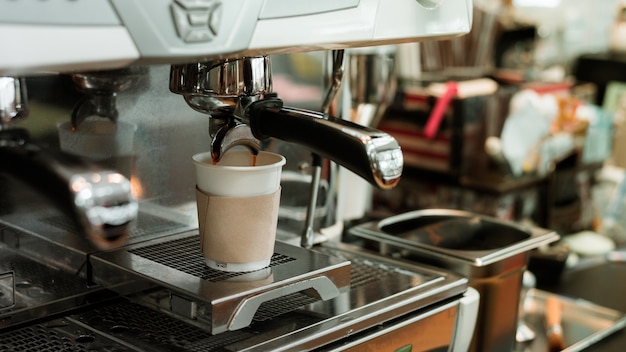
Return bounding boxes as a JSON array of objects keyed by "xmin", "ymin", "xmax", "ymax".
[{"xmin": 348, "ymin": 209, "xmax": 559, "ymax": 352}]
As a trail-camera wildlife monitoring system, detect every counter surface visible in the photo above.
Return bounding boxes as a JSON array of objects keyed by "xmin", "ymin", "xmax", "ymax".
[{"xmin": 538, "ymin": 260, "xmax": 626, "ymax": 351}]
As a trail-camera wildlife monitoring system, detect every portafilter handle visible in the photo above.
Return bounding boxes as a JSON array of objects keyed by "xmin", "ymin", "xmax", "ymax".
[{"xmin": 246, "ymin": 95, "xmax": 403, "ymax": 190}]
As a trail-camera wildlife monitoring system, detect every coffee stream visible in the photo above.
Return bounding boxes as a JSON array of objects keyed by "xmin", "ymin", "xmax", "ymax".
[{"xmin": 211, "ymin": 153, "xmax": 258, "ymax": 166}]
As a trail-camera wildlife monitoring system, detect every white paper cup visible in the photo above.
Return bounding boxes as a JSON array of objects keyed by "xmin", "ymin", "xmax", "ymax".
[
  {"xmin": 193, "ymin": 150, "xmax": 285, "ymax": 197},
  {"xmin": 192, "ymin": 150, "xmax": 285, "ymax": 272}
]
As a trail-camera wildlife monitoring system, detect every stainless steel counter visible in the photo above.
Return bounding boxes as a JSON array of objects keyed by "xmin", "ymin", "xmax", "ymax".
[
  {"xmin": 537, "ymin": 259, "xmax": 626, "ymax": 351},
  {"xmin": 0, "ymin": 204, "xmax": 476, "ymax": 351}
]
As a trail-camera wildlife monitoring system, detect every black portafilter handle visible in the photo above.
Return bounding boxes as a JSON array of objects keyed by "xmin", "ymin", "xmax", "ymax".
[
  {"xmin": 0, "ymin": 129, "xmax": 137, "ymax": 249},
  {"xmin": 246, "ymin": 95, "xmax": 403, "ymax": 190}
]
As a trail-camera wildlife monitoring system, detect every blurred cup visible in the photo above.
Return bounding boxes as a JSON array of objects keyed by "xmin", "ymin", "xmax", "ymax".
[
  {"xmin": 192, "ymin": 149, "xmax": 285, "ymax": 272},
  {"xmin": 58, "ymin": 120, "xmax": 136, "ymax": 179}
]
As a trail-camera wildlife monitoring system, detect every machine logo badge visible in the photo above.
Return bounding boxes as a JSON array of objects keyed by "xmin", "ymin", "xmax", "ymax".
[{"xmin": 170, "ymin": 0, "xmax": 222, "ymax": 43}]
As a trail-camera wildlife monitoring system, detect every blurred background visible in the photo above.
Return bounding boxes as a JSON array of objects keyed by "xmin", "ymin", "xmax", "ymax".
[{"xmin": 265, "ymin": 0, "xmax": 626, "ymax": 255}]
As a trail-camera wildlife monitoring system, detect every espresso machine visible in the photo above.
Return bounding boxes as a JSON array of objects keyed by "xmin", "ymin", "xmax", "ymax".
[{"xmin": 0, "ymin": 1, "xmax": 479, "ymax": 350}]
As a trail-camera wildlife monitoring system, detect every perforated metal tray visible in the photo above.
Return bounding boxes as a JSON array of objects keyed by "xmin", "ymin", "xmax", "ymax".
[
  {"xmin": 91, "ymin": 232, "xmax": 352, "ymax": 334},
  {"xmin": 1, "ymin": 242, "xmax": 470, "ymax": 352}
]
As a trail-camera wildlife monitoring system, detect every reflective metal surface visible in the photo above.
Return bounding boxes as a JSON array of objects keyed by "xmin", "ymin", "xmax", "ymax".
[
  {"xmin": 0, "ymin": 246, "xmax": 115, "ymax": 329},
  {"xmin": 350, "ymin": 209, "xmax": 560, "ymax": 275},
  {"xmin": 170, "ymin": 56, "xmax": 403, "ymax": 188},
  {"xmin": 0, "ymin": 77, "xmax": 27, "ymax": 128},
  {"xmin": 70, "ymin": 68, "xmax": 146, "ymax": 127},
  {"xmin": 515, "ymin": 289, "xmax": 626, "ymax": 352},
  {"xmin": 0, "ymin": 237, "xmax": 470, "ymax": 351},
  {"xmin": 91, "ymin": 232, "xmax": 352, "ymax": 334},
  {"xmin": 69, "ymin": 170, "xmax": 137, "ymax": 248},
  {"xmin": 170, "ymin": 58, "xmax": 270, "ymax": 161},
  {"xmin": 210, "ymin": 122, "xmax": 260, "ymax": 162},
  {"xmin": 247, "ymin": 102, "xmax": 403, "ymax": 189},
  {"xmin": 0, "ymin": 69, "xmax": 139, "ymax": 249},
  {"xmin": 0, "ymin": 1, "xmax": 475, "ymax": 348},
  {"xmin": 170, "ymin": 58, "xmax": 272, "ymax": 115},
  {"xmin": 349, "ymin": 209, "xmax": 560, "ymax": 352},
  {"xmin": 347, "ymin": 48, "xmax": 396, "ymax": 128},
  {"xmin": 0, "ymin": 143, "xmax": 137, "ymax": 250}
]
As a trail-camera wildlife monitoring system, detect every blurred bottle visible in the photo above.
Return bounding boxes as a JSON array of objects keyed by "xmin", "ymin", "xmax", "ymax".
[
  {"xmin": 609, "ymin": 0, "xmax": 626, "ymax": 53},
  {"xmin": 594, "ymin": 166, "xmax": 626, "ymax": 245}
]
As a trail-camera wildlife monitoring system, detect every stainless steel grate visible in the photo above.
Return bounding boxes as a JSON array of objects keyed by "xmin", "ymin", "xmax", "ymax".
[
  {"xmin": 0, "ymin": 250, "xmax": 98, "ymax": 308},
  {"xmin": 0, "ymin": 325, "xmax": 91, "ymax": 352},
  {"xmin": 0, "ymin": 244, "xmax": 457, "ymax": 351},
  {"xmin": 0, "ymin": 299, "xmax": 257, "ymax": 352},
  {"xmin": 42, "ymin": 211, "xmax": 188, "ymax": 240},
  {"xmin": 128, "ymin": 235, "xmax": 296, "ymax": 282},
  {"xmin": 78, "ymin": 299, "xmax": 255, "ymax": 351},
  {"xmin": 0, "ymin": 318, "xmax": 128, "ymax": 352},
  {"xmin": 255, "ymin": 291, "xmax": 318, "ymax": 321},
  {"xmin": 253, "ymin": 258, "xmax": 397, "ymax": 322},
  {"xmin": 328, "ymin": 250, "xmax": 396, "ymax": 288}
]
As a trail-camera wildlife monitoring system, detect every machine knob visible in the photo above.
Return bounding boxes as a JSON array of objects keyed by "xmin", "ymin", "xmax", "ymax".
[
  {"xmin": 416, "ymin": 0, "xmax": 444, "ymax": 9},
  {"xmin": 171, "ymin": 0, "xmax": 222, "ymax": 43}
]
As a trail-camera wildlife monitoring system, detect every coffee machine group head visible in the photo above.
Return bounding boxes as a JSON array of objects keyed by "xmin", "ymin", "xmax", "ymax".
[
  {"xmin": 0, "ymin": 0, "xmax": 473, "ymax": 246},
  {"xmin": 170, "ymin": 56, "xmax": 403, "ymax": 189}
]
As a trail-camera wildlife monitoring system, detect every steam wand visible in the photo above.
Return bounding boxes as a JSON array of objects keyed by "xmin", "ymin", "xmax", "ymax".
[{"xmin": 301, "ymin": 50, "xmax": 345, "ymax": 248}]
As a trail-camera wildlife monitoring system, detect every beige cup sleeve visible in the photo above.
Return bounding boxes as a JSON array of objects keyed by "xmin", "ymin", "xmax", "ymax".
[{"xmin": 196, "ymin": 187, "xmax": 281, "ymax": 263}]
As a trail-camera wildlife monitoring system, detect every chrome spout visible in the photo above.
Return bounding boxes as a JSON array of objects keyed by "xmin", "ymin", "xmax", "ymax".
[{"xmin": 210, "ymin": 121, "xmax": 260, "ymax": 161}]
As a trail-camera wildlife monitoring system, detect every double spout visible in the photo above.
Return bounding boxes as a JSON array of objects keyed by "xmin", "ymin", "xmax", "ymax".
[{"xmin": 170, "ymin": 57, "xmax": 403, "ymax": 189}]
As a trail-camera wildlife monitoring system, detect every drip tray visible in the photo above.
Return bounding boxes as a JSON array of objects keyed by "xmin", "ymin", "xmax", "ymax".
[
  {"xmin": 2, "ymin": 242, "xmax": 470, "ymax": 351},
  {"xmin": 90, "ymin": 232, "xmax": 351, "ymax": 334}
]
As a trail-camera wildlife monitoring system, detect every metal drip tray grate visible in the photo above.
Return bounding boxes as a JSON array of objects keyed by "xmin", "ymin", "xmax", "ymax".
[
  {"xmin": 255, "ymin": 291, "xmax": 317, "ymax": 321},
  {"xmin": 0, "ymin": 247, "xmax": 114, "ymax": 330},
  {"xmin": 91, "ymin": 232, "xmax": 352, "ymax": 334},
  {"xmin": 0, "ymin": 323, "xmax": 99, "ymax": 352},
  {"xmin": 253, "ymin": 258, "xmax": 401, "ymax": 321},
  {"xmin": 79, "ymin": 299, "xmax": 255, "ymax": 351},
  {"xmin": 41, "ymin": 210, "xmax": 188, "ymax": 241},
  {"xmin": 345, "ymin": 256, "xmax": 398, "ymax": 287},
  {"xmin": 129, "ymin": 236, "xmax": 296, "ymax": 282},
  {"xmin": 0, "ymin": 299, "xmax": 256, "ymax": 352},
  {"xmin": 3, "ymin": 243, "xmax": 470, "ymax": 351}
]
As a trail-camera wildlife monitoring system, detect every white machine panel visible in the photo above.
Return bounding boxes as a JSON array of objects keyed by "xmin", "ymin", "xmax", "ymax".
[{"xmin": 0, "ymin": 0, "xmax": 473, "ymax": 74}]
